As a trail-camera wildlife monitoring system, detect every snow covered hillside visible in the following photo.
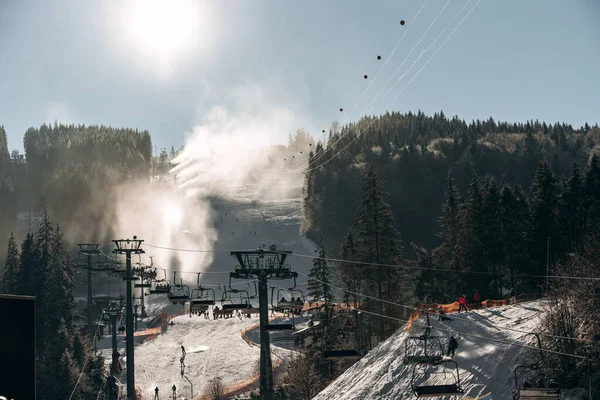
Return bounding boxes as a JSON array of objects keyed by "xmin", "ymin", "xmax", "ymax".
[
  {"xmin": 133, "ymin": 313, "xmax": 261, "ymax": 399},
  {"xmin": 314, "ymin": 301, "xmax": 548, "ymax": 400}
]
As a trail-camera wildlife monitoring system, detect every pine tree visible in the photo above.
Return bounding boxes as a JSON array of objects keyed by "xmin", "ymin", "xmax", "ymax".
[
  {"xmin": 583, "ymin": 154, "xmax": 600, "ymax": 232},
  {"xmin": 528, "ymin": 160, "xmax": 557, "ymax": 291},
  {"xmin": 2, "ymin": 232, "xmax": 20, "ymax": 294},
  {"xmin": 480, "ymin": 176, "xmax": 503, "ymax": 297},
  {"xmin": 339, "ymin": 230, "xmax": 360, "ymax": 307},
  {"xmin": 557, "ymin": 162, "xmax": 584, "ymax": 254},
  {"xmin": 308, "ymin": 233, "xmax": 333, "ymax": 320},
  {"xmin": 464, "ymin": 174, "xmax": 486, "ymax": 297},
  {"xmin": 45, "ymin": 223, "xmax": 74, "ymax": 329},
  {"xmin": 499, "ymin": 182, "xmax": 529, "ymax": 292},
  {"xmin": 352, "ymin": 165, "xmax": 405, "ymax": 340},
  {"xmin": 438, "ymin": 171, "xmax": 461, "ymax": 273},
  {"xmin": 19, "ymin": 232, "xmax": 38, "ymax": 296}
]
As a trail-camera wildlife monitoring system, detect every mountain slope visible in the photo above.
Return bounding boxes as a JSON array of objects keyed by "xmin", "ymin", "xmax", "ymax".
[{"xmin": 314, "ymin": 301, "xmax": 548, "ymax": 400}]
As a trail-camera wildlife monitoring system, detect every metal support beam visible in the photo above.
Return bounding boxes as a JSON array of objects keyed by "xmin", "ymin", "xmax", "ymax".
[
  {"xmin": 125, "ymin": 251, "xmax": 134, "ymax": 399},
  {"xmin": 258, "ymin": 270, "xmax": 274, "ymax": 400},
  {"xmin": 113, "ymin": 237, "xmax": 144, "ymax": 400},
  {"xmin": 87, "ymin": 253, "xmax": 93, "ymax": 338}
]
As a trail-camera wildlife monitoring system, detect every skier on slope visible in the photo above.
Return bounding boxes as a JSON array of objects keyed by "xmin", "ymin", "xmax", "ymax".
[
  {"xmin": 458, "ymin": 295, "xmax": 469, "ymax": 313},
  {"xmin": 447, "ymin": 336, "xmax": 458, "ymax": 357},
  {"xmin": 473, "ymin": 290, "xmax": 482, "ymax": 309},
  {"xmin": 437, "ymin": 307, "xmax": 453, "ymax": 322}
]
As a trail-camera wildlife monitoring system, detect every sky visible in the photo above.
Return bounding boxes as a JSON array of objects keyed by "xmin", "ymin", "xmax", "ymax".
[{"xmin": 0, "ymin": 0, "xmax": 599, "ymax": 154}]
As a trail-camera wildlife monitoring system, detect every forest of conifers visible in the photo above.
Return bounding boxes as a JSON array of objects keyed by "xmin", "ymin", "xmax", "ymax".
[
  {"xmin": 302, "ymin": 111, "xmax": 600, "ymax": 301},
  {"xmin": 0, "ymin": 123, "xmax": 152, "ymax": 245}
]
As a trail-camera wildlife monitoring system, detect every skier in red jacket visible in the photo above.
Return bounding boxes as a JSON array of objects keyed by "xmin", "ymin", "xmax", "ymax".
[
  {"xmin": 458, "ymin": 295, "xmax": 469, "ymax": 313},
  {"xmin": 473, "ymin": 290, "xmax": 482, "ymax": 309}
]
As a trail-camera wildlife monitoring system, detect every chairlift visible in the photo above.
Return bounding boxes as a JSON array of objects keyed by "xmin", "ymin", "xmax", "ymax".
[
  {"xmin": 410, "ymin": 359, "xmax": 464, "ymax": 398},
  {"xmin": 190, "ymin": 273, "xmax": 216, "ymax": 314},
  {"xmin": 221, "ymin": 284, "xmax": 252, "ymax": 311},
  {"xmin": 148, "ymin": 270, "xmax": 171, "ymax": 295},
  {"xmin": 271, "ymin": 278, "xmax": 305, "ymax": 314},
  {"xmin": 403, "ymin": 313, "xmax": 445, "ymax": 365},
  {"xmin": 167, "ymin": 271, "xmax": 190, "ymax": 305},
  {"xmin": 322, "ymin": 331, "xmax": 360, "ymax": 360},
  {"xmin": 513, "ymin": 334, "xmax": 561, "ymax": 400}
]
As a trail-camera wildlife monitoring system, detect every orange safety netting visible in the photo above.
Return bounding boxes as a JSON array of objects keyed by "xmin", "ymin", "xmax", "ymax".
[{"xmin": 407, "ymin": 293, "xmax": 543, "ymax": 333}]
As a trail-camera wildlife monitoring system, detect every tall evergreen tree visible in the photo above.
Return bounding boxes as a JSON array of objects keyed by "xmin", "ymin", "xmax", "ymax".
[
  {"xmin": 45, "ymin": 223, "xmax": 74, "ymax": 329},
  {"xmin": 480, "ymin": 176, "xmax": 503, "ymax": 297},
  {"xmin": 2, "ymin": 232, "xmax": 20, "ymax": 294},
  {"xmin": 19, "ymin": 232, "xmax": 38, "ymax": 296},
  {"xmin": 308, "ymin": 233, "xmax": 333, "ymax": 316},
  {"xmin": 557, "ymin": 162, "xmax": 584, "ymax": 254},
  {"xmin": 528, "ymin": 160, "xmax": 557, "ymax": 291},
  {"xmin": 438, "ymin": 171, "xmax": 462, "ymax": 273},
  {"xmin": 583, "ymin": 154, "xmax": 600, "ymax": 232},
  {"xmin": 464, "ymin": 174, "xmax": 486, "ymax": 297},
  {"xmin": 499, "ymin": 182, "xmax": 529, "ymax": 292},
  {"xmin": 352, "ymin": 165, "xmax": 405, "ymax": 340},
  {"xmin": 339, "ymin": 230, "xmax": 360, "ymax": 307}
]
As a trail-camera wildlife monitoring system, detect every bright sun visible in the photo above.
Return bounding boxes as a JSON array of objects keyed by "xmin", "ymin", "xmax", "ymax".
[{"xmin": 129, "ymin": 0, "xmax": 199, "ymax": 58}]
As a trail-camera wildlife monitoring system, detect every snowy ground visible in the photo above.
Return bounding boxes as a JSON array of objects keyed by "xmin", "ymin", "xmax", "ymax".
[
  {"xmin": 314, "ymin": 301, "xmax": 549, "ymax": 400},
  {"xmin": 133, "ymin": 312, "xmax": 261, "ymax": 399}
]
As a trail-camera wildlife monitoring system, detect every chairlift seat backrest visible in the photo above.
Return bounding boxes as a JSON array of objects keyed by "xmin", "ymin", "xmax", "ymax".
[
  {"xmin": 519, "ymin": 388, "xmax": 560, "ymax": 400},
  {"xmin": 403, "ymin": 355, "xmax": 443, "ymax": 365},
  {"xmin": 323, "ymin": 350, "xmax": 360, "ymax": 360},
  {"xmin": 414, "ymin": 384, "xmax": 463, "ymax": 397},
  {"xmin": 222, "ymin": 303, "xmax": 251, "ymax": 310},
  {"xmin": 265, "ymin": 324, "xmax": 295, "ymax": 331},
  {"xmin": 191, "ymin": 299, "xmax": 215, "ymax": 305}
]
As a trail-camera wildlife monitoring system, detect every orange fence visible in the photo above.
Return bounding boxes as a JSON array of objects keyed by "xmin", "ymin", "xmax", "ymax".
[{"xmin": 407, "ymin": 293, "xmax": 544, "ymax": 333}]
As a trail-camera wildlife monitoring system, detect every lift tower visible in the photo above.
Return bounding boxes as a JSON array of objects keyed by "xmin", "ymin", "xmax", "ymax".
[
  {"xmin": 229, "ymin": 246, "xmax": 296, "ymax": 400},
  {"xmin": 113, "ymin": 237, "xmax": 144, "ymax": 400}
]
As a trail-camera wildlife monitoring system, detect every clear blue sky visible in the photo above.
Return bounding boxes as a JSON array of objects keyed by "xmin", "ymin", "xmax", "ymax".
[{"xmin": 0, "ymin": 0, "xmax": 598, "ymax": 154}]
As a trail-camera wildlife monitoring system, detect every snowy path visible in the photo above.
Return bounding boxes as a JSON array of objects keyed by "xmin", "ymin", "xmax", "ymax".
[
  {"xmin": 314, "ymin": 301, "xmax": 547, "ymax": 400},
  {"xmin": 133, "ymin": 313, "xmax": 261, "ymax": 399}
]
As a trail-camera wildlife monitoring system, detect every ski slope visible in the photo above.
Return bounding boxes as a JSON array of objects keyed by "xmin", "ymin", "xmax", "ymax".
[
  {"xmin": 314, "ymin": 301, "xmax": 548, "ymax": 400},
  {"xmin": 133, "ymin": 313, "xmax": 261, "ymax": 399},
  {"xmin": 129, "ymin": 188, "xmax": 316, "ymax": 398}
]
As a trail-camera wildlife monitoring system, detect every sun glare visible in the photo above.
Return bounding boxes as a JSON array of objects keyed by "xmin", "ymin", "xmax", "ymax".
[{"xmin": 129, "ymin": 0, "xmax": 199, "ymax": 58}]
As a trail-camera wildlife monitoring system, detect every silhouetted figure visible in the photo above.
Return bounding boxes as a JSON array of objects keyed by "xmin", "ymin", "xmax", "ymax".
[
  {"xmin": 154, "ymin": 386, "xmax": 159, "ymax": 399},
  {"xmin": 447, "ymin": 336, "xmax": 458, "ymax": 357}
]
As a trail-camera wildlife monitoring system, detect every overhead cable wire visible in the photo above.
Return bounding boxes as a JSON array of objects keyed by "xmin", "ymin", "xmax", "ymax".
[
  {"xmin": 289, "ymin": 0, "xmax": 482, "ymax": 174},
  {"xmin": 389, "ymin": 0, "xmax": 483, "ymax": 105},
  {"xmin": 305, "ymin": 0, "xmax": 433, "ymax": 167},
  {"xmin": 362, "ymin": 0, "xmax": 454, "ymax": 116},
  {"xmin": 139, "ymin": 242, "xmax": 600, "ymax": 282}
]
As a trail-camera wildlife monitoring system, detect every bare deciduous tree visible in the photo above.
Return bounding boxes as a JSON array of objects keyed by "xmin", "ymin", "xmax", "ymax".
[{"xmin": 206, "ymin": 377, "xmax": 225, "ymax": 400}]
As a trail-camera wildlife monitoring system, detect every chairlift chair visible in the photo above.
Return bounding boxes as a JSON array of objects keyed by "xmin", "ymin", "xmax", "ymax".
[
  {"xmin": 513, "ymin": 334, "xmax": 561, "ymax": 400},
  {"xmin": 148, "ymin": 270, "xmax": 171, "ymax": 295},
  {"xmin": 321, "ymin": 329, "xmax": 360, "ymax": 360},
  {"xmin": 167, "ymin": 271, "xmax": 190, "ymax": 305},
  {"xmin": 221, "ymin": 287, "xmax": 252, "ymax": 311},
  {"xmin": 410, "ymin": 360, "xmax": 464, "ymax": 398},
  {"xmin": 190, "ymin": 273, "xmax": 216, "ymax": 314}
]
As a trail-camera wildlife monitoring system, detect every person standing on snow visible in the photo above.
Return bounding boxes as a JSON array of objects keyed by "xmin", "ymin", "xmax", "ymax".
[
  {"xmin": 458, "ymin": 295, "xmax": 469, "ymax": 313},
  {"xmin": 447, "ymin": 336, "xmax": 458, "ymax": 357},
  {"xmin": 154, "ymin": 386, "xmax": 159, "ymax": 399},
  {"xmin": 473, "ymin": 290, "xmax": 482, "ymax": 309}
]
